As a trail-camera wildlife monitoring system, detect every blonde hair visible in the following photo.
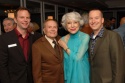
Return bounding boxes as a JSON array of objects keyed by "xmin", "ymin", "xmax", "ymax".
[
  {"xmin": 32, "ymin": 22, "xmax": 40, "ymax": 31},
  {"xmin": 61, "ymin": 11, "xmax": 84, "ymax": 30},
  {"xmin": 28, "ymin": 22, "xmax": 40, "ymax": 32}
]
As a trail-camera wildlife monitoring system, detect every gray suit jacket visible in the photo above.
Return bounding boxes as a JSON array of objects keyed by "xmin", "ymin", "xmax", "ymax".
[
  {"xmin": 89, "ymin": 28, "xmax": 125, "ymax": 83},
  {"xmin": 114, "ymin": 24, "xmax": 125, "ymax": 47}
]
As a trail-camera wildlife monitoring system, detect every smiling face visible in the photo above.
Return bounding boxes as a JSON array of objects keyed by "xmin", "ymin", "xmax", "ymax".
[
  {"xmin": 89, "ymin": 10, "xmax": 104, "ymax": 34},
  {"xmin": 14, "ymin": 10, "xmax": 31, "ymax": 31},
  {"xmin": 43, "ymin": 20, "xmax": 58, "ymax": 40},
  {"xmin": 3, "ymin": 20, "xmax": 15, "ymax": 32},
  {"xmin": 65, "ymin": 20, "xmax": 80, "ymax": 34}
]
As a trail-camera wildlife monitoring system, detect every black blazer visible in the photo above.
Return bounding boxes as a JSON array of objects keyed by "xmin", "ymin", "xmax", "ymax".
[{"xmin": 0, "ymin": 30, "xmax": 42, "ymax": 83}]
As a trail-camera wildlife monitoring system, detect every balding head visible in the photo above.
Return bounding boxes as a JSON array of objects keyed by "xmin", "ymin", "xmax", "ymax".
[{"xmin": 120, "ymin": 17, "xmax": 125, "ymax": 25}]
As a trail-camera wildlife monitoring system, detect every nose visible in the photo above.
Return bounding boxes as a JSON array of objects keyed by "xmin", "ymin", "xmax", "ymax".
[
  {"xmin": 91, "ymin": 19, "xmax": 95, "ymax": 24},
  {"xmin": 92, "ymin": 19, "xmax": 95, "ymax": 23},
  {"xmin": 52, "ymin": 27, "xmax": 57, "ymax": 31},
  {"xmin": 24, "ymin": 17, "xmax": 28, "ymax": 21},
  {"xmin": 71, "ymin": 23, "xmax": 74, "ymax": 28}
]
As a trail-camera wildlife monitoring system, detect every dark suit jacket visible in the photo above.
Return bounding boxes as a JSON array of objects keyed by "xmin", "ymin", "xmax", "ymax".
[
  {"xmin": 0, "ymin": 30, "xmax": 42, "ymax": 83},
  {"xmin": 89, "ymin": 28, "xmax": 125, "ymax": 83},
  {"xmin": 32, "ymin": 36, "xmax": 64, "ymax": 83}
]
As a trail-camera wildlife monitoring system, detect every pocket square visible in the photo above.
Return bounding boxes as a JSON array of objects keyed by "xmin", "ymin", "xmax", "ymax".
[{"xmin": 8, "ymin": 43, "xmax": 17, "ymax": 48}]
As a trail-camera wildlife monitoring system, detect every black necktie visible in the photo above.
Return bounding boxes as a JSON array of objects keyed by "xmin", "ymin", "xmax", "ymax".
[{"xmin": 53, "ymin": 40, "xmax": 60, "ymax": 57}]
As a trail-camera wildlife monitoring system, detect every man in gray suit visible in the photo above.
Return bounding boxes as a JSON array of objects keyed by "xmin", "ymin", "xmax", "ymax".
[
  {"xmin": 88, "ymin": 9, "xmax": 125, "ymax": 83},
  {"xmin": 114, "ymin": 17, "xmax": 125, "ymax": 47}
]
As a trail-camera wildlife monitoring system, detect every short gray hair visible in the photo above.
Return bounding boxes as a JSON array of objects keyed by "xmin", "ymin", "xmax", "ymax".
[
  {"xmin": 3, "ymin": 18, "xmax": 15, "ymax": 25},
  {"xmin": 81, "ymin": 12, "xmax": 89, "ymax": 25},
  {"xmin": 61, "ymin": 11, "xmax": 84, "ymax": 30}
]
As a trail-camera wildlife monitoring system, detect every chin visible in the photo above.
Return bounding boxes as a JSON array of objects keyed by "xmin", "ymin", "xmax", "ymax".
[
  {"xmin": 70, "ymin": 32, "xmax": 77, "ymax": 34},
  {"xmin": 71, "ymin": 30, "xmax": 78, "ymax": 34},
  {"xmin": 91, "ymin": 27, "xmax": 97, "ymax": 30}
]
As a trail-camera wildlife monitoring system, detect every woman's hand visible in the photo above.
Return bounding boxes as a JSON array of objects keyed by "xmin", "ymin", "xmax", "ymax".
[
  {"xmin": 58, "ymin": 39, "xmax": 70, "ymax": 54},
  {"xmin": 58, "ymin": 39, "xmax": 68, "ymax": 50}
]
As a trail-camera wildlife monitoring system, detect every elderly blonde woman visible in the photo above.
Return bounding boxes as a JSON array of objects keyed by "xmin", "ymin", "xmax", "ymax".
[{"xmin": 58, "ymin": 11, "xmax": 90, "ymax": 83}]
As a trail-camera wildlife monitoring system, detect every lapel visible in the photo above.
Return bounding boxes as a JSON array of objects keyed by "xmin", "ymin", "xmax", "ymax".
[
  {"xmin": 56, "ymin": 40, "xmax": 63, "ymax": 59},
  {"xmin": 41, "ymin": 36, "xmax": 59, "ymax": 59},
  {"xmin": 10, "ymin": 30, "xmax": 26, "ymax": 61},
  {"xmin": 27, "ymin": 34, "xmax": 33, "ymax": 62},
  {"xmin": 55, "ymin": 35, "xmax": 63, "ymax": 59},
  {"xmin": 90, "ymin": 28, "xmax": 107, "ymax": 60}
]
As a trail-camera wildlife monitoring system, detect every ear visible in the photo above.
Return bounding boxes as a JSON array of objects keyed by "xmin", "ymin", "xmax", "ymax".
[
  {"xmin": 42, "ymin": 31, "xmax": 45, "ymax": 35},
  {"xmin": 102, "ymin": 17, "xmax": 104, "ymax": 23},
  {"xmin": 43, "ymin": 28, "xmax": 45, "ymax": 33},
  {"xmin": 14, "ymin": 18, "xmax": 17, "ymax": 23},
  {"xmin": 29, "ymin": 18, "xmax": 31, "ymax": 22}
]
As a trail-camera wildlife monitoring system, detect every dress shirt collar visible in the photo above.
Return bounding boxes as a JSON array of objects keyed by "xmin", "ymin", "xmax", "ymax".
[
  {"xmin": 45, "ymin": 35, "xmax": 56, "ymax": 48},
  {"xmin": 14, "ymin": 28, "xmax": 29, "ymax": 39},
  {"xmin": 90, "ymin": 27, "xmax": 104, "ymax": 39}
]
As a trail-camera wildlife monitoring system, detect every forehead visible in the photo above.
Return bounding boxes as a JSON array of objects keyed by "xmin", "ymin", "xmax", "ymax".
[
  {"xmin": 17, "ymin": 10, "xmax": 30, "ymax": 16},
  {"xmin": 45, "ymin": 20, "xmax": 57, "ymax": 25},
  {"xmin": 89, "ymin": 10, "xmax": 102, "ymax": 16},
  {"xmin": 3, "ymin": 20, "xmax": 12, "ymax": 24}
]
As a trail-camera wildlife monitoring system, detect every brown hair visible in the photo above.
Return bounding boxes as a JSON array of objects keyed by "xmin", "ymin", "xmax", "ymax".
[
  {"xmin": 89, "ymin": 8, "xmax": 103, "ymax": 17},
  {"xmin": 14, "ymin": 7, "xmax": 30, "ymax": 18}
]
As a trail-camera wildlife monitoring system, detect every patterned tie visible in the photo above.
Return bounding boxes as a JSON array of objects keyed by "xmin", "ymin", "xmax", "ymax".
[{"xmin": 53, "ymin": 40, "xmax": 60, "ymax": 57}]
